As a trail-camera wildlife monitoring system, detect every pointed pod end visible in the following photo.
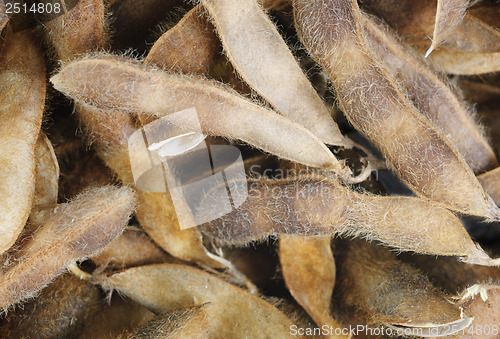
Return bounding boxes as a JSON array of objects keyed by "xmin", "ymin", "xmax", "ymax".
[
  {"xmin": 461, "ymin": 243, "xmax": 500, "ymax": 266},
  {"xmin": 424, "ymin": 44, "xmax": 435, "ymax": 58}
]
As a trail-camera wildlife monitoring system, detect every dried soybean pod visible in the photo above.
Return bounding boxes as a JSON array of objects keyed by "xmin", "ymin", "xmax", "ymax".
[
  {"xmin": 51, "ymin": 56, "xmax": 344, "ymax": 171},
  {"xmin": 362, "ymin": 14, "xmax": 498, "ymax": 173},
  {"xmin": 450, "ymin": 284, "xmax": 500, "ymax": 338},
  {"xmin": 0, "ymin": 186, "xmax": 135, "ymax": 310},
  {"xmin": 79, "ymin": 296, "xmax": 155, "ymax": 339},
  {"xmin": 43, "ymin": 0, "xmax": 106, "ymax": 62},
  {"xmin": 422, "ymin": 48, "xmax": 500, "ymax": 75},
  {"xmin": 144, "ymin": 5, "xmax": 219, "ymax": 74},
  {"xmin": 201, "ymin": 175, "xmax": 498, "ymax": 264},
  {"xmin": 0, "ymin": 28, "xmax": 46, "ymax": 254},
  {"xmin": 361, "ymin": 0, "xmax": 499, "ymax": 53},
  {"xmin": 28, "ymin": 133, "xmax": 59, "ymax": 228},
  {"xmin": 478, "ymin": 167, "xmax": 500, "ymax": 207},
  {"xmin": 293, "ymin": 0, "xmax": 499, "ymax": 219},
  {"xmin": 398, "ymin": 254, "xmax": 500, "ymax": 294},
  {"xmin": 441, "ymin": 12, "xmax": 500, "ymax": 53},
  {"xmin": 117, "ymin": 305, "xmax": 209, "ymax": 339},
  {"xmin": 0, "ymin": 274, "xmax": 102, "ymax": 338},
  {"xmin": 201, "ymin": 0, "xmax": 347, "ymax": 146},
  {"xmin": 91, "ymin": 227, "xmax": 175, "ymax": 271},
  {"xmin": 334, "ymin": 239, "xmax": 472, "ymax": 336},
  {"xmin": 426, "ymin": 0, "xmax": 470, "ymax": 57},
  {"xmin": 93, "ymin": 264, "xmax": 297, "ymax": 338},
  {"xmin": 279, "ymin": 236, "xmax": 347, "ymax": 339},
  {"xmin": 76, "ymin": 105, "xmax": 229, "ymax": 269}
]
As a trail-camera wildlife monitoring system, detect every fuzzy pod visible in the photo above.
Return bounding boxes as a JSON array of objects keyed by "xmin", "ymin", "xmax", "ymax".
[
  {"xmin": 93, "ymin": 263, "xmax": 297, "ymax": 338},
  {"xmin": 0, "ymin": 185, "xmax": 136, "ymax": 310},
  {"xmin": 144, "ymin": 5, "xmax": 219, "ymax": 75},
  {"xmin": 79, "ymin": 295, "xmax": 155, "ymax": 339},
  {"xmin": 362, "ymin": 0, "xmax": 500, "ymax": 53},
  {"xmin": 398, "ymin": 254, "xmax": 500, "ymax": 295},
  {"xmin": 0, "ymin": 27, "xmax": 46, "ymax": 255},
  {"xmin": 426, "ymin": 0, "xmax": 470, "ymax": 56},
  {"xmin": 439, "ymin": 11, "xmax": 500, "ymax": 53},
  {"xmin": 334, "ymin": 239, "xmax": 472, "ymax": 336},
  {"xmin": 201, "ymin": 174, "xmax": 498, "ymax": 264},
  {"xmin": 51, "ymin": 55, "xmax": 344, "ymax": 172},
  {"xmin": 201, "ymin": 0, "xmax": 347, "ymax": 146},
  {"xmin": 361, "ymin": 0, "xmax": 500, "ymax": 74},
  {"xmin": 117, "ymin": 305, "xmax": 210, "ymax": 339},
  {"xmin": 418, "ymin": 45, "xmax": 500, "ymax": 75},
  {"xmin": 43, "ymin": 0, "xmax": 106, "ymax": 62},
  {"xmin": 91, "ymin": 227, "xmax": 174, "ymax": 271},
  {"xmin": 279, "ymin": 236, "xmax": 347, "ymax": 338},
  {"xmin": 292, "ymin": 0, "xmax": 500, "ymax": 219},
  {"xmin": 362, "ymin": 14, "xmax": 497, "ymax": 173},
  {"xmin": 28, "ymin": 133, "xmax": 59, "ymax": 229},
  {"xmin": 0, "ymin": 274, "xmax": 102, "ymax": 338}
]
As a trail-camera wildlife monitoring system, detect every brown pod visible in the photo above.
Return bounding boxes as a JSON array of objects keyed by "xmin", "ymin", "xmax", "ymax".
[
  {"xmin": 293, "ymin": 0, "xmax": 500, "ymax": 219},
  {"xmin": 117, "ymin": 305, "xmax": 209, "ymax": 339},
  {"xmin": 0, "ymin": 186, "xmax": 135, "ymax": 310},
  {"xmin": 334, "ymin": 239, "xmax": 472, "ymax": 336},
  {"xmin": 362, "ymin": 0, "xmax": 500, "ymax": 54},
  {"xmin": 144, "ymin": 5, "xmax": 219, "ymax": 75},
  {"xmin": 201, "ymin": 174, "xmax": 498, "ymax": 265},
  {"xmin": 0, "ymin": 274, "xmax": 102, "ymax": 338},
  {"xmin": 362, "ymin": 14, "xmax": 498, "ymax": 173},
  {"xmin": 426, "ymin": 0, "xmax": 470, "ymax": 56},
  {"xmin": 279, "ymin": 235, "xmax": 348, "ymax": 338},
  {"xmin": 50, "ymin": 55, "xmax": 344, "ymax": 171},
  {"xmin": 79, "ymin": 295, "xmax": 155, "ymax": 339},
  {"xmin": 43, "ymin": 0, "xmax": 106, "ymax": 62},
  {"xmin": 417, "ymin": 45, "xmax": 500, "ymax": 75},
  {"xmin": 201, "ymin": 0, "xmax": 347, "ymax": 146},
  {"xmin": 93, "ymin": 263, "xmax": 297, "ymax": 338},
  {"xmin": 398, "ymin": 254, "xmax": 500, "ymax": 295},
  {"xmin": 0, "ymin": 27, "xmax": 46, "ymax": 255},
  {"xmin": 91, "ymin": 227, "xmax": 174, "ymax": 271}
]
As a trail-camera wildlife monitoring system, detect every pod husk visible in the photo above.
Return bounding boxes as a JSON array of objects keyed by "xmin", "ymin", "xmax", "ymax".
[
  {"xmin": 0, "ymin": 186, "xmax": 135, "ymax": 310},
  {"xmin": 279, "ymin": 235, "xmax": 348, "ymax": 338},
  {"xmin": 93, "ymin": 264, "xmax": 297, "ymax": 338},
  {"xmin": 0, "ymin": 27, "xmax": 46, "ymax": 254},
  {"xmin": 292, "ymin": 0, "xmax": 499, "ymax": 219},
  {"xmin": 0, "ymin": 274, "xmax": 102, "ymax": 338},
  {"xmin": 334, "ymin": 239, "xmax": 471, "ymax": 337}
]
